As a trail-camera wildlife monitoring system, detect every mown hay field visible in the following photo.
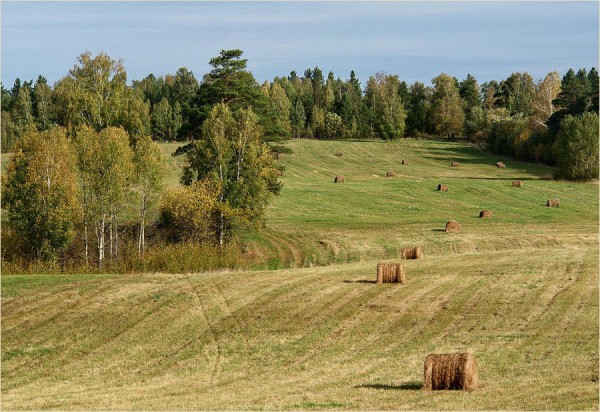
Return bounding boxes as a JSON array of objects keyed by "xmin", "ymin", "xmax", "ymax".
[
  {"xmin": 2, "ymin": 139, "xmax": 598, "ymax": 410},
  {"xmin": 250, "ymin": 139, "xmax": 598, "ymax": 269}
]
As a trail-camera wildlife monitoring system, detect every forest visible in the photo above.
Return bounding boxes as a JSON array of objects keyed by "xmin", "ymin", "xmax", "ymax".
[{"xmin": 1, "ymin": 49, "xmax": 599, "ymax": 272}]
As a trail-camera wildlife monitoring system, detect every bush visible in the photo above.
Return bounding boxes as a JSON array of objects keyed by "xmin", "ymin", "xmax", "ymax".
[
  {"xmin": 1, "ymin": 239, "xmax": 243, "ymax": 274},
  {"xmin": 159, "ymin": 178, "xmax": 223, "ymax": 243},
  {"xmin": 554, "ymin": 112, "xmax": 599, "ymax": 181},
  {"xmin": 139, "ymin": 240, "xmax": 242, "ymax": 273}
]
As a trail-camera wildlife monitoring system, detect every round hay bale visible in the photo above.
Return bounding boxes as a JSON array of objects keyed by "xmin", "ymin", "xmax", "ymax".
[
  {"xmin": 402, "ymin": 159, "xmax": 410, "ymax": 165},
  {"xmin": 275, "ymin": 169, "xmax": 283, "ymax": 177},
  {"xmin": 335, "ymin": 151, "xmax": 343, "ymax": 157},
  {"xmin": 512, "ymin": 180, "xmax": 522, "ymax": 187},
  {"xmin": 423, "ymin": 352, "xmax": 478, "ymax": 391},
  {"xmin": 496, "ymin": 162, "xmax": 505, "ymax": 168},
  {"xmin": 376, "ymin": 262, "xmax": 405, "ymax": 284},
  {"xmin": 386, "ymin": 170, "xmax": 396, "ymax": 177},
  {"xmin": 334, "ymin": 175, "xmax": 345, "ymax": 183},
  {"xmin": 445, "ymin": 220, "xmax": 461, "ymax": 233},
  {"xmin": 437, "ymin": 184, "xmax": 449, "ymax": 192},
  {"xmin": 547, "ymin": 199, "xmax": 560, "ymax": 207},
  {"xmin": 451, "ymin": 161, "xmax": 460, "ymax": 167},
  {"xmin": 479, "ymin": 210, "xmax": 493, "ymax": 218},
  {"xmin": 402, "ymin": 246, "xmax": 423, "ymax": 260}
]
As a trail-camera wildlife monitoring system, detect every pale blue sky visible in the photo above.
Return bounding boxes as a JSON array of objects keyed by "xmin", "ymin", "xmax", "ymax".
[{"xmin": 1, "ymin": 1, "xmax": 598, "ymax": 87}]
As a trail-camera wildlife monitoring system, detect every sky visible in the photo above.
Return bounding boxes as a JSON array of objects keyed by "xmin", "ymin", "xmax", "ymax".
[{"xmin": 1, "ymin": 1, "xmax": 598, "ymax": 87}]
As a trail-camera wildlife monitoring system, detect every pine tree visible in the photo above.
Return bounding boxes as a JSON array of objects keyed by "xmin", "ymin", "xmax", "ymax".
[
  {"xmin": 406, "ymin": 81, "xmax": 431, "ymax": 135},
  {"xmin": 32, "ymin": 76, "xmax": 53, "ymax": 130},
  {"xmin": 459, "ymin": 74, "xmax": 481, "ymax": 112},
  {"xmin": 291, "ymin": 99, "xmax": 306, "ymax": 139},
  {"xmin": 588, "ymin": 68, "xmax": 599, "ymax": 113},
  {"xmin": 189, "ymin": 50, "xmax": 273, "ymax": 141}
]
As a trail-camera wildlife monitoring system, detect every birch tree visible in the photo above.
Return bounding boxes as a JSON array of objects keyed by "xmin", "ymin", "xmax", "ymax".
[
  {"xmin": 364, "ymin": 72, "xmax": 407, "ymax": 140},
  {"xmin": 133, "ymin": 135, "xmax": 166, "ymax": 255},
  {"xmin": 53, "ymin": 52, "xmax": 127, "ymax": 134},
  {"xmin": 73, "ymin": 126, "xmax": 133, "ymax": 267},
  {"xmin": 531, "ymin": 72, "xmax": 561, "ymax": 129},
  {"xmin": 182, "ymin": 103, "xmax": 280, "ymax": 245},
  {"xmin": 2, "ymin": 127, "xmax": 80, "ymax": 260},
  {"xmin": 95, "ymin": 127, "xmax": 133, "ymax": 265},
  {"xmin": 430, "ymin": 73, "xmax": 464, "ymax": 137}
]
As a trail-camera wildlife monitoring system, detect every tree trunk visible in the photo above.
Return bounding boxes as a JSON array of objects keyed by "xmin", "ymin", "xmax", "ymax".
[
  {"xmin": 98, "ymin": 214, "xmax": 106, "ymax": 269},
  {"xmin": 138, "ymin": 193, "xmax": 147, "ymax": 256},
  {"xmin": 114, "ymin": 212, "xmax": 118, "ymax": 260},
  {"xmin": 83, "ymin": 208, "xmax": 89, "ymax": 267},
  {"xmin": 219, "ymin": 211, "xmax": 224, "ymax": 246},
  {"xmin": 109, "ymin": 212, "xmax": 114, "ymax": 262},
  {"xmin": 218, "ymin": 162, "xmax": 225, "ymax": 247}
]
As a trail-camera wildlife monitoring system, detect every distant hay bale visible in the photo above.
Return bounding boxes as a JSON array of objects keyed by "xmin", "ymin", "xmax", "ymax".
[
  {"xmin": 274, "ymin": 153, "xmax": 284, "ymax": 160},
  {"xmin": 445, "ymin": 220, "xmax": 461, "ymax": 233},
  {"xmin": 451, "ymin": 162, "xmax": 460, "ymax": 167},
  {"xmin": 335, "ymin": 151, "xmax": 343, "ymax": 157},
  {"xmin": 512, "ymin": 180, "xmax": 522, "ymax": 187},
  {"xmin": 386, "ymin": 170, "xmax": 396, "ymax": 177},
  {"xmin": 275, "ymin": 169, "xmax": 283, "ymax": 176},
  {"xmin": 376, "ymin": 263, "xmax": 405, "ymax": 284},
  {"xmin": 402, "ymin": 246, "xmax": 423, "ymax": 259},
  {"xmin": 402, "ymin": 159, "xmax": 410, "ymax": 165},
  {"xmin": 437, "ymin": 184, "xmax": 449, "ymax": 192},
  {"xmin": 479, "ymin": 210, "xmax": 493, "ymax": 218},
  {"xmin": 334, "ymin": 175, "xmax": 345, "ymax": 183},
  {"xmin": 423, "ymin": 352, "xmax": 478, "ymax": 391},
  {"xmin": 496, "ymin": 162, "xmax": 505, "ymax": 168},
  {"xmin": 547, "ymin": 199, "xmax": 560, "ymax": 207}
]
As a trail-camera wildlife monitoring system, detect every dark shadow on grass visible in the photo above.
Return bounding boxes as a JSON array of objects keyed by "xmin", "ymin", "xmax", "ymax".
[
  {"xmin": 420, "ymin": 145, "xmax": 553, "ymax": 174},
  {"xmin": 431, "ymin": 229, "xmax": 446, "ymax": 232},
  {"xmin": 462, "ymin": 176, "xmax": 537, "ymax": 181},
  {"xmin": 355, "ymin": 381, "xmax": 423, "ymax": 390},
  {"xmin": 327, "ymin": 138, "xmax": 382, "ymax": 143},
  {"xmin": 343, "ymin": 280, "xmax": 376, "ymax": 284}
]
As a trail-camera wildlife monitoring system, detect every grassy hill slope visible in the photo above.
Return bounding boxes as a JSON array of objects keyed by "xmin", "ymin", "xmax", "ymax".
[
  {"xmin": 249, "ymin": 139, "xmax": 598, "ymax": 269},
  {"xmin": 2, "ymin": 139, "xmax": 598, "ymax": 410}
]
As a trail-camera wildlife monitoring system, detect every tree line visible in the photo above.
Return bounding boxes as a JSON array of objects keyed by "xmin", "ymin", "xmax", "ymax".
[
  {"xmin": 1, "ymin": 49, "xmax": 598, "ymax": 270},
  {"xmin": 2, "ymin": 50, "xmax": 280, "ymax": 271},
  {"xmin": 3, "ymin": 52, "xmax": 598, "ymax": 179}
]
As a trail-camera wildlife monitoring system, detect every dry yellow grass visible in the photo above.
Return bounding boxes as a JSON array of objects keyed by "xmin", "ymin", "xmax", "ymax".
[{"xmin": 2, "ymin": 244, "xmax": 598, "ymax": 410}]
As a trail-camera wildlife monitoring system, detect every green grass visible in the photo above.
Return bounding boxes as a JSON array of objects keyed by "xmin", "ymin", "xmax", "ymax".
[
  {"xmin": 248, "ymin": 139, "xmax": 598, "ymax": 268},
  {"xmin": 157, "ymin": 142, "xmax": 188, "ymax": 187},
  {"xmin": 2, "ymin": 138, "xmax": 598, "ymax": 410}
]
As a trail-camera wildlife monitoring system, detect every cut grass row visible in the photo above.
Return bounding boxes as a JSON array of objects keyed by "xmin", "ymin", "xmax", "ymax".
[
  {"xmin": 248, "ymin": 139, "xmax": 598, "ymax": 268},
  {"xmin": 1, "ymin": 245, "xmax": 597, "ymax": 409}
]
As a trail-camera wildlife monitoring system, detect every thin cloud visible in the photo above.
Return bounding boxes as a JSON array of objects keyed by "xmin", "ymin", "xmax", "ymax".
[{"xmin": 1, "ymin": 1, "xmax": 597, "ymax": 86}]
